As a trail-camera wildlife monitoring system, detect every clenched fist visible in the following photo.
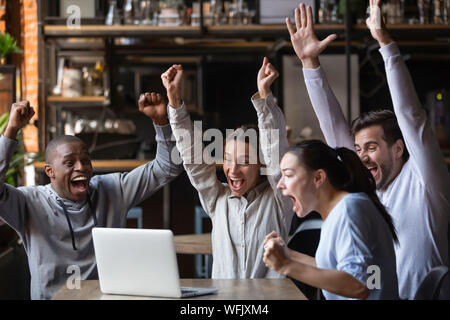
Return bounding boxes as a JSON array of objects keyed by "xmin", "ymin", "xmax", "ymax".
[
  {"xmin": 4, "ymin": 101, "xmax": 35, "ymax": 140},
  {"xmin": 263, "ymin": 231, "xmax": 291, "ymax": 275},
  {"xmin": 138, "ymin": 92, "xmax": 168, "ymax": 126},
  {"xmin": 161, "ymin": 65, "xmax": 183, "ymax": 108},
  {"xmin": 257, "ymin": 57, "xmax": 279, "ymax": 99}
]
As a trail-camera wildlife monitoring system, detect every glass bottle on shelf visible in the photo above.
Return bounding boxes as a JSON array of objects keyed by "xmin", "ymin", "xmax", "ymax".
[
  {"xmin": 433, "ymin": 0, "xmax": 444, "ymax": 24},
  {"xmin": 93, "ymin": 61, "xmax": 104, "ymax": 97},
  {"xmin": 227, "ymin": 1, "xmax": 238, "ymax": 25},
  {"xmin": 203, "ymin": 1, "xmax": 213, "ymax": 26},
  {"xmin": 318, "ymin": 0, "xmax": 329, "ymax": 24},
  {"xmin": 445, "ymin": 0, "xmax": 450, "ymax": 23},
  {"xmin": 237, "ymin": 0, "xmax": 250, "ymax": 25},
  {"xmin": 330, "ymin": 0, "xmax": 339, "ymax": 23},
  {"xmin": 191, "ymin": 1, "xmax": 200, "ymax": 26},
  {"xmin": 386, "ymin": 0, "xmax": 405, "ymax": 24},
  {"xmin": 211, "ymin": 0, "xmax": 223, "ymax": 25},
  {"xmin": 82, "ymin": 67, "xmax": 94, "ymax": 96},
  {"xmin": 105, "ymin": 0, "xmax": 121, "ymax": 25},
  {"xmin": 418, "ymin": 0, "xmax": 431, "ymax": 24},
  {"xmin": 132, "ymin": 0, "xmax": 141, "ymax": 24},
  {"xmin": 141, "ymin": 0, "xmax": 153, "ymax": 25},
  {"xmin": 319, "ymin": 0, "xmax": 339, "ymax": 24},
  {"xmin": 124, "ymin": 0, "xmax": 134, "ymax": 25},
  {"xmin": 222, "ymin": 1, "xmax": 230, "ymax": 25}
]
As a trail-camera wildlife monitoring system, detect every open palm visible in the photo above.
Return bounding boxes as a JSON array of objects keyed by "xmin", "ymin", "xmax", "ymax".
[
  {"xmin": 286, "ymin": 4, "xmax": 336, "ymax": 65},
  {"xmin": 291, "ymin": 29, "xmax": 327, "ymax": 61},
  {"xmin": 366, "ymin": 0, "xmax": 392, "ymax": 47}
]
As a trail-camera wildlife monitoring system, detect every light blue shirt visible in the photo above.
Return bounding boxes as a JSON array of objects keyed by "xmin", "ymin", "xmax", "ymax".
[{"xmin": 315, "ymin": 193, "xmax": 399, "ymax": 300}]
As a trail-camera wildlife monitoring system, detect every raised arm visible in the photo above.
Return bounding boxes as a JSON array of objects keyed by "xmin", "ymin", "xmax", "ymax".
[
  {"xmin": 287, "ymin": 3, "xmax": 354, "ymax": 150},
  {"xmin": 163, "ymin": 65, "xmax": 225, "ymax": 217},
  {"xmin": 252, "ymin": 57, "xmax": 293, "ymax": 216},
  {"xmin": 368, "ymin": 0, "xmax": 450, "ymax": 190},
  {"xmin": 0, "ymin": 101, "xmax": 34, "ymax": 234},
  {"xmin": 112, "ymin": 92, "xmax": 184, "ymax": 209}
]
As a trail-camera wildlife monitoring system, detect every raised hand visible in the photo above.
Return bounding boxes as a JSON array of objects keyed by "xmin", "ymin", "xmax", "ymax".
[
  {"xmin": 138, "ymin": 92, "xmax": 168, "ymax": 125},
  {"xmin": 286, "ymin": 3, "xmax": 337, "ymax": 69},
  {"xmin": 263, "ymin": 235, "xmax": 290, "ymax": 274},
  {"xmin": 257, "ymin": 57, "xmax": 279, "ymax": 99},
  {"xmin": 4, "ymin": 101, "xmax": 35, "ymax": 139},
  {"xmin": 161, "ymin": 64, "xmax": 183, "ymax": 108},
  {"xmin": 366, "ymin": 0, "xmax": 393, "ymax": 47}
]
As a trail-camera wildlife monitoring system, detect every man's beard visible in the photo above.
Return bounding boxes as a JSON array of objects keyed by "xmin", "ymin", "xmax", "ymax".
[{"xmin": 375, "ymin": 160, "xmax": 394, "ymax": 191}]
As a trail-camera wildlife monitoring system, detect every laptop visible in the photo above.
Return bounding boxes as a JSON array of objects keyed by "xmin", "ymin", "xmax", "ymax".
[{"xmin": 92, "ymin": 227, "xmax": 218, "ymax": 298}]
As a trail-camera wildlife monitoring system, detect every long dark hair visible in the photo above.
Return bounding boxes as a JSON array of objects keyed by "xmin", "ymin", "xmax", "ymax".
[{"xmin": 287, "ymin": 140, "xmax": 398, "ymax": 243}]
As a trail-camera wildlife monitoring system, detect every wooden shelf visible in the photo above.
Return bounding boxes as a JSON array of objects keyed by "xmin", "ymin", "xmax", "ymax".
[
  {"xmin": 34, "ymin": 160, "xmax": 148, "ymax": 172},
  {"xmin": 352, "ymin": 23, "xmax": 450, "ymax": 38},
  {"xmin": 206, "ymin": 24, "xmax": 345, "ymax": 37},
  {"xmin": 354, "ymin": 23, "xmax": 450, "ymax": 30},
  {"xmin": 43, "ymin": 24, "xmax": 347, "ymax": 39},
  {"xmin": 44, "ymin": 25, "xmax": 201, "ymax": 38},
  {"xmin": 43, "ymin": 23, "xmax": 450, "ymax": 40},
  {"xmin": 47, "ymin": 96, "xmax": 108, "ymax": 103}
]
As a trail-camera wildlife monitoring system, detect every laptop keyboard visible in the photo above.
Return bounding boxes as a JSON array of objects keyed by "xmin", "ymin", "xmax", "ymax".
[
  {"xmin": 180, "ymin": 286, "xmax": 218, "ymax": 298},
  {"xmin": 181, "ymin": 287, "xmax": 197, "ymax": 294}
]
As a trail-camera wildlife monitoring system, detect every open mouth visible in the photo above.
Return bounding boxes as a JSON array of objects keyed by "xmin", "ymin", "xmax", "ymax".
[
  {"xmin": 367, "ymin": 166, "xmax": 378, "ymax": 178},
  {"xmin": 229, "ymin": 177, "xmax": 246, "ymax": 193},
  {"xmin": 288, "ymin": 196, "xmax": 298, "ymax": 212},
  {"xmin": 70, "ymin": 176, "xmax": 89, "ymax": 194}
]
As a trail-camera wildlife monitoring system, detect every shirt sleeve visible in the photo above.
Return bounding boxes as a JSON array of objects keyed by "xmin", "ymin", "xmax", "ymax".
[
  {"xmin": 303, "ymin": 67, "xmax": 355, "ymax": 150},
  {"xmin": 168, "ymin": 104, "xmax": 225, "ymax": 217},
  {"xmin": 251, "ymin": 92, "xmax": 295, "ymax": 219},
  {"xmin": 379, "ymin": 42, "xmax": 450, "ymax": 196},
  {"xmin": 103, "ymin": 123, "xmax": 184, "ymax": 211},
  {"xmin": 0, "ymin": 135, "xmax": 28, "ymax": 235},
  {"xmin": 333, "ymin": 200, "xmax": 374, "ymax": 286}
]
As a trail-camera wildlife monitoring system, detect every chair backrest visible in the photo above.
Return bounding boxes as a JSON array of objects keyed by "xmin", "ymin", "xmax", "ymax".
[
  {"xmin": 414, "ymin": 266, "xmax": 450, "ymax": 300},
  {"xmin": 287, "ymin": 218, "xmax": 322, "ymax": 300}
]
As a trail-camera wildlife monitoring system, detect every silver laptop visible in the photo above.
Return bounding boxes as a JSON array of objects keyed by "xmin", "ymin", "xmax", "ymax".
[{"xmin": 92, "ymin": 227, "xmax": 217, "ymax": 298}]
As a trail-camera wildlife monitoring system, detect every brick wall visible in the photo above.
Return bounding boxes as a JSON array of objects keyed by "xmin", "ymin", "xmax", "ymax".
[
  {"xmin": 20, "ymin": 0, "xmax": 39, "ymax": 153},
  {"xmin": 20, "ymin": 0, "xmax": 38, "ymax": 116},
  {"xmin": 0, "ymin": 1, "xmax": 9, "ymax": 116},
  {"xmin": 0, "ymin": 0, "xmax": 38, "ymax": 151},
  {"xmin": 0, "ymin": 0, "xmax": 5, "ymax": 32}
]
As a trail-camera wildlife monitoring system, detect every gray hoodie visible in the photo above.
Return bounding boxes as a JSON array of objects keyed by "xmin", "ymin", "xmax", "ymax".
[{"xmin": 0, "ymin": 124, "xmax": 183, "ymax": 299}]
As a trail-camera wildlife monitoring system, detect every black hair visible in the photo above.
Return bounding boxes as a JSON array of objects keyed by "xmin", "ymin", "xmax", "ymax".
[
  {"xmin": 45, "ymin": 135, "xmax": 87, "ymax": 164},
  {"xmin": 351, "ymin": 109, "xmax": 409, "ymax": 162},
  {"xmin": 287, "ymin": 140, "xmax": 398, "ymax": 243}
]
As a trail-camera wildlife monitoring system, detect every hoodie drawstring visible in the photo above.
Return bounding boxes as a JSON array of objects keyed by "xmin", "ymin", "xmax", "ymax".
[
  {"xmin": 87, "ymin": 196, "xmax": 98, "ymax": 226},
  {"xmin": 59, "ymin": 195, "xmax": 98, "ymax": 251}
]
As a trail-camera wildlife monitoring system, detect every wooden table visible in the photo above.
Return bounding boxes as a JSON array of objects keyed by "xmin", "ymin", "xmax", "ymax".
[
  {"xmin": 52, "ymin": 279, "xmax": 306, "ymax": 300},
  {"xmin": 174, "ymin": 233, "xmax": 212, "ymax": 255}
]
